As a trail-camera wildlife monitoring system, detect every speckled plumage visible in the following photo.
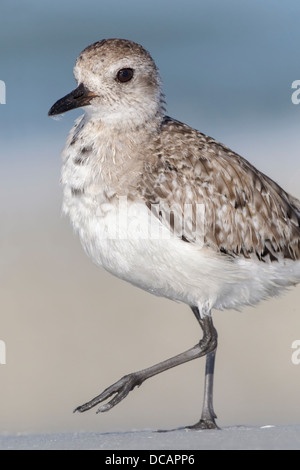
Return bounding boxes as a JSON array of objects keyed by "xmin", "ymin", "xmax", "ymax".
[{"xmin": 139, "ymin": 116, "xmax": 300, "ymax": 261}]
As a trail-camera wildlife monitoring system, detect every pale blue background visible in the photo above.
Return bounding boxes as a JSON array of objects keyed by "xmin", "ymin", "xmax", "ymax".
[
  {"xmin": 1, "ymin": 0, "xmax": 300, "ymax": 158},
  {"xmin": 1, "ymin": 0, "xmax": 300, "ymax": 434}
]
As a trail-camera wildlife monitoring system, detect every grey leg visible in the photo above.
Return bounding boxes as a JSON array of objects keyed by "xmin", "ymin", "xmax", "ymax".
[
  {"xmin": 74, "ymin": 312, "xmax": 218, "ymax": 426},
  {"xmin": 187, "ymin": 307, "xmax": 218, "ymax": 429}
]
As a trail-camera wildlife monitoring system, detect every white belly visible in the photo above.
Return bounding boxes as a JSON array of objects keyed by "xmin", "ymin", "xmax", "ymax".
[{"xmin": 62, "ymin": 188, "xmax": 300, "ymax": 315}]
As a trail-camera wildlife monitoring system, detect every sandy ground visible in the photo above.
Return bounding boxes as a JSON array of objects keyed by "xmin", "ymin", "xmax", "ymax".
[{"xmin": 0, "ymin": 425, "xmax": 299, "ymax": 450}]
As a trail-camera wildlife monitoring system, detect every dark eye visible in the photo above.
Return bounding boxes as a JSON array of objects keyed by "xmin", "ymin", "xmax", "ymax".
[{"xmin": 116, "ymin": 68, "xmax": 134, "ymax": 83}]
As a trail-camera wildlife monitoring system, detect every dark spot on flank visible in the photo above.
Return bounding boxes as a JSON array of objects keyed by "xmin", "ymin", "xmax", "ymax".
[
  {"xmin": 169, "ymin": 211, "xmax": 175, "ymax": 231},
  {"xmin": 73, "ymin": 156, "xmax": 86, "ymax": 165},
  {"xmin": 234, "ymin": 197, "xmax": 246, "ymax": 209},
  {"xmin": 219, "ymin": 247, "xmax": 235, "ymax": 259},
  {"xmin": 73, "ymin": 147, "xmax": 92, "ymax": 165},
  {"xmin": 70, "ymin": 136, "xmax": 77, "ymax": 146},
  {"xmin": 81, "ymin": 146, "xmax": 92, "ymax": 154},
  {"xmin": 71, "ymin": 187, "xmax": 84, "ymax": 196},
  {"xmin": 165, "ymin": 160, "xmax": 178, "ymax": 172}
]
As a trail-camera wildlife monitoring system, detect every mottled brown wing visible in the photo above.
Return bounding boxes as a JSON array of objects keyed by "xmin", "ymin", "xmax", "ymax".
[{"xmin": 139, "ymin": 117, "xmax": 300, "ymax": 261}]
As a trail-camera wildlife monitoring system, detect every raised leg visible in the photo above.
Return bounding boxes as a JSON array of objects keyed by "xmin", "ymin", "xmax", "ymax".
[{"xmin": 74, "ymin": 310, "xmax": 218, "ymax": 430}]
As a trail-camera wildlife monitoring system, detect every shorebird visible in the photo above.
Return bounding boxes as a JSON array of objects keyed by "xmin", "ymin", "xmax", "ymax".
[{"xmin": 48, "ymin": 38, "xmax": 300, "ymax": 429}]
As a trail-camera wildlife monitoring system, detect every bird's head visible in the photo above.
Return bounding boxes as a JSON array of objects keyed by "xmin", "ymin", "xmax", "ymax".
[{"xmin": 48, "ymin": 38, "xmax": 164, "ymax": 127}]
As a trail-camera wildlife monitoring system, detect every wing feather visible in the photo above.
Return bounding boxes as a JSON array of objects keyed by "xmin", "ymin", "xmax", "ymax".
[{"xmin": 138, "ymin": 117, "xmax": 300, "ymax": 261}]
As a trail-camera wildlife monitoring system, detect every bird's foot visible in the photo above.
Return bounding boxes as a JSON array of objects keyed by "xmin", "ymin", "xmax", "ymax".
[
  {"xmin": 186, "ymin": 417, "xmax": 220, "ymax": 430},
  {"xmin": 74, "ymin": 372, "xmax": 143, "ymax": 414},
  {"xmin": 157, "ymin": 418, "xmax": 219, "ymax": 433}
]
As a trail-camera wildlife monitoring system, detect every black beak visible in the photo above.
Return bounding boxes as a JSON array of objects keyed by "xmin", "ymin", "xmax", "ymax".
[{"xmin": 48, "ymin": 83, "xmax": 97, "ymax": 116}]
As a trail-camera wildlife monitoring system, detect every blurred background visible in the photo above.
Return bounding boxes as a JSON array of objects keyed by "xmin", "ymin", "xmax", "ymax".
[{"xmin": 1, "ymin": 0, "xmax": 300, "ymax": 434}]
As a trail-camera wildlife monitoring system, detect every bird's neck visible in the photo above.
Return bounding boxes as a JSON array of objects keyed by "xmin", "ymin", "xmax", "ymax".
[{"xmin": 63, "ymin": 111, "xmax": 163, "ymax": 196}]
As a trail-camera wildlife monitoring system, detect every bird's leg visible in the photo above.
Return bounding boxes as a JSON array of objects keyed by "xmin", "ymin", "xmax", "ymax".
[
  {"xmin": 74, "ymin": 313, "xmax": 218, "ymax": 423},
  {"xmin": 186, "ymin": 349, "xmax": 218, "ymax": 429},
  {"xmin": 187, "ymin": 307, "xmax": 218, "ymax": 429}
]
